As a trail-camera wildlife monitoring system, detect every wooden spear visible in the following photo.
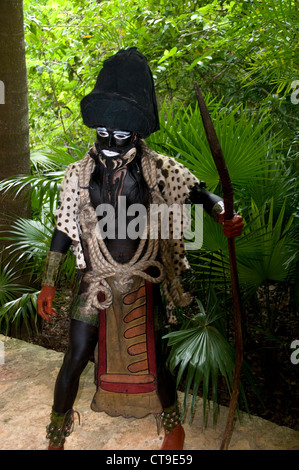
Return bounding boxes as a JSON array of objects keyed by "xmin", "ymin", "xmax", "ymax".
[{"xmin": 194, "ymin": 82, "xmax": 243, "ymax": 450}]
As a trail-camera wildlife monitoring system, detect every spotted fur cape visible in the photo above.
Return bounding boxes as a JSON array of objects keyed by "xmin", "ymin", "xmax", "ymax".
[{"xmin": 55, "ymin": 141, "xmax": 199, "ymax": 311}]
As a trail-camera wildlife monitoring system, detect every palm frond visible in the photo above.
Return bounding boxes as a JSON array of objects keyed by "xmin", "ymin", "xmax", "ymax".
[
  {"xmin": 0, "ymin": 216, "xmax": 77, "ymax": 286},
  {"xmin": 0, "ymin": 217, "xmax": 53, "ymax": 261},
  {"xmin": 189, "ymin": 197, "xmax": 297, "ymax": 294},
  {"xmin": 0, "ymin": 143, "xmax": 83, "ymax": 215},
  {"xmin": 148, "ymin": 100, "xmax": 281, "ymax": 194},
  {"xmin": 0, "ymin": 171, "xmax": 64, "ymax": 215},
  {"xmin": 0, "ymin": 254, "xmax": 30, "ymax": 305},
  {"xmin": 30, "ymin": 145, "xmax": 83, "ymax": 172},
  {"xmin": 0, "ymin": 290, "xmax": 40, "ymax": 336},
  {"xmin": 163, "ymin": 297, "xmax": 239, "ymax": 424}
]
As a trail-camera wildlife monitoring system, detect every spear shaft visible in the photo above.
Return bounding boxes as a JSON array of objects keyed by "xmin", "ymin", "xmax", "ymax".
[{"xmin": 194, "ymin": 82, "xmax": 243, "ymax": 450}]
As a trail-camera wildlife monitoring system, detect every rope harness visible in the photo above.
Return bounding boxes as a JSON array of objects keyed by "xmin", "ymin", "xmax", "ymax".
[{"xmin": 78, "ymin": 147, "xmax": 191, "ymax": 317}]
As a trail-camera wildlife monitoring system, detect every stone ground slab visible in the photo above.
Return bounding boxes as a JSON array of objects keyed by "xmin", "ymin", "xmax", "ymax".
[{"xmin": 0, "ymin": 334, "xmax": 298, "ymax": 451}]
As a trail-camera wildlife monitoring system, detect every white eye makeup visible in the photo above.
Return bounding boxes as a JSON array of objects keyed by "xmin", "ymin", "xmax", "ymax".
[
  {"xmin": 97, "ymin": 128, "xmax": 110, "ymax": 138},
  {"xmin": 113, "ymin": 131, "xmax": 132, "ymax": 140},
  {"xmin": 97, "ymin": 127, "xmax": 131, "ymax": 139}
]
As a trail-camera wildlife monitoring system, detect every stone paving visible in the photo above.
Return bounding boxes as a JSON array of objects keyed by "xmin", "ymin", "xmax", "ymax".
[{"xmin": 0, "ymin": 334, "xmax": 298, "ymax": 451}]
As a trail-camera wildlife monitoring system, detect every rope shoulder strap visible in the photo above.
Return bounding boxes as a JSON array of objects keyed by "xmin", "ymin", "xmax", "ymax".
[
  {"xmin": 77, "ymin": 147, "xmax": 165, "ymax": 313},
  {"xmin": 65, "ymin": 144, "xmax": 195, "ymax": 320}
]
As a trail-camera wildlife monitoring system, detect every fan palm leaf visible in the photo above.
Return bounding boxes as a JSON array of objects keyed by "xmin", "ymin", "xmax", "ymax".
[
  {"xmin": 189, "ymin": 198, "xmax": 296, "ymax": 294},
  {"xmin": 0, "ymin": 144, "xmax": 83, "ymax": 216},
  {"xmin": 0, "ymin": 251, "xmax": 39, "ymax": 335},
  {"xmin": 148, "ymin": 99, "xmax": 281, "ymax": 194},
  {"xmin": 0, "ymin": 290, "xmax": 39, "ymax": 335},
  {"xmin": 0, "ymin": 217, "xmax": 53, "ymax": 261},
  {"xmin": 0, "ymin": 171, "xmax": 64, "ymax": 216},
  {"xmin": 163, "ymin": 297, "xmax": 247, "ymax": 424},
  {"xmin": 0, "ymin": 254, "xmax": 29, "ymax": 305},
  {"xmin": 0, "ymin": 216, "xmax": 76, "ymax": 285}
]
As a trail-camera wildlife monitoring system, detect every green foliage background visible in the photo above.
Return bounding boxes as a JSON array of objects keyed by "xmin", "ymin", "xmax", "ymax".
[
  {"xmin": 24, "ymin": 0, "xmax": 299, "ymax": 152},
  {"xmin": 0, "ymin": 0, "xmax": 298, "ymax": 421}
]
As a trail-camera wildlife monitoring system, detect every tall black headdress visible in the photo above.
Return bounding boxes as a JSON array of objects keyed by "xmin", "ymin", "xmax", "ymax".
[{"xmin": 80, "ymin": 47, "xmax": 160, "ymax": 138}]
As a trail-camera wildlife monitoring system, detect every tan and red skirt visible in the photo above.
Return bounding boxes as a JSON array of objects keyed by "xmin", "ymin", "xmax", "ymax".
[{"xmin": 70, "ymin": 275, "xmax": 163, "ymax": 418}]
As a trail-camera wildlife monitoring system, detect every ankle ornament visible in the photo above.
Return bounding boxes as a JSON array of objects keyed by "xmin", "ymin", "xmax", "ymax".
[
  {"xmin": 161, "ymin": 402, "xmax": 181, "ymax": 434},
  {"xmin": 46, "ymin": 409, "xmax": 80, "ymax": 447}
]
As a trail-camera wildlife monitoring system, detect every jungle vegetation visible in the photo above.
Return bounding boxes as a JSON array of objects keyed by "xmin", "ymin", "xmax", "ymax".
[{"xmin": 0, "ymin": 0, "xmax": 298, "ymax": 424}]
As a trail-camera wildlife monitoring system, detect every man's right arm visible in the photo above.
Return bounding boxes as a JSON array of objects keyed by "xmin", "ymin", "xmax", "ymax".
[{"xmin": 37, "ymin": 229, "xmax": 72, "ymax": 322}]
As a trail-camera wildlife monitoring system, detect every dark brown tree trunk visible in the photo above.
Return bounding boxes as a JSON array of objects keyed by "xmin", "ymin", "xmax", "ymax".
[{"xmin": 0, "ymin": 0, "xmax": 31, "ymax": 254}]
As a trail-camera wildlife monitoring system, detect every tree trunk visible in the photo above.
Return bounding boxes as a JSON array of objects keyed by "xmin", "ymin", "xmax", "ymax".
[{"xmin": 0, "ymin": 0, "xmax": 31, "ymax": 254}]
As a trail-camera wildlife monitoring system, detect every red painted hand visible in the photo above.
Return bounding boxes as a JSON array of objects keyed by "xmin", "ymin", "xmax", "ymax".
[
  {"xmin": 37, "ymin": 285, "xmax": 57, "ymax": 322},
  {"xmin": 219, "ymin": 212, "xmax": 244, "ymax": 238}
]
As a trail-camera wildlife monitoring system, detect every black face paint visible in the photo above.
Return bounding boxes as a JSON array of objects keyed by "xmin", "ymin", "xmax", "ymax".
[{"xmin": 96, "ymin": 127, "xmax": 135, "ymax": 158}]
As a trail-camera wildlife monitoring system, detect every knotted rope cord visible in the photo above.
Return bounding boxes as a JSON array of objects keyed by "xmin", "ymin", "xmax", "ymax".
[{"xmin": 78, "ymin": 147, "xmax": 165, "ymax": 311}]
